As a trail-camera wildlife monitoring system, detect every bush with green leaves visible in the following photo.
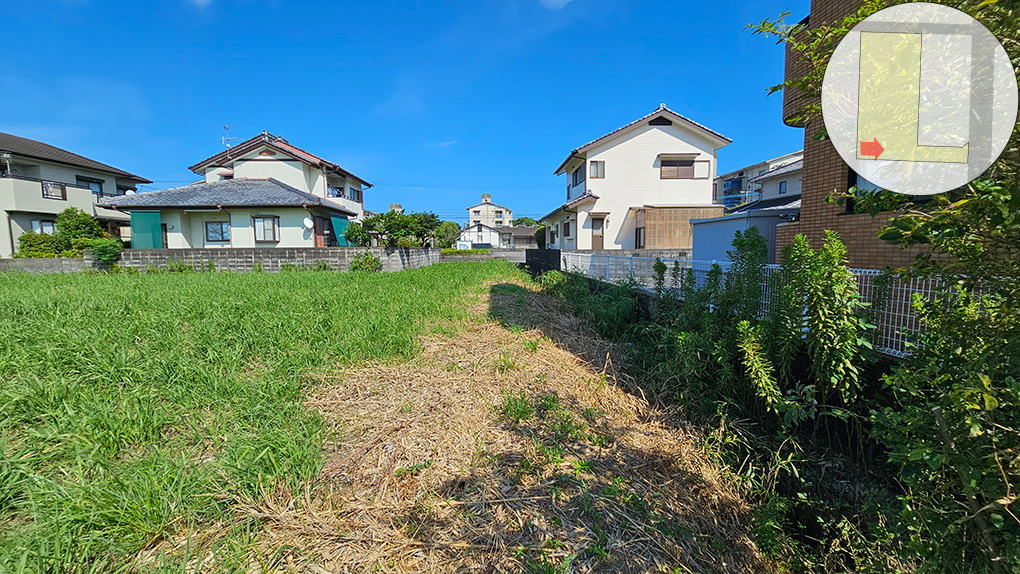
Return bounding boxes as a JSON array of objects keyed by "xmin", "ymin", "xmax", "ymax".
[
  {"xmin": 14, "ymin": 232, "xmax": 60, "ymax": 258},
  {"xmin": 14, "ymin": 208, "xmax": 107, "ymax": 258},
  {"xmin": 349, "ymin": 251, "xmax": 382, "ymax": 272},
  {"xmin": 86, "ymin": 238, "xmax": 123, "ymax": 264}
]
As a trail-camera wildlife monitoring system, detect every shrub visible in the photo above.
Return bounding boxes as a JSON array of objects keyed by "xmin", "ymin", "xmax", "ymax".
[
  {"xmin": 535, "ymin": 226, "xmax": 547, "ymax": 249},
  {"xmin": 55, "ymin": 207, "xmax": 103, "ymax": 241},
  {"xmin": 87, "ymin": 238, "xmax": 123, "ymax": 264},
  {"xmin": 349, "ymin": 251, "xmax": 382, "ymax": 272},
  {"xmin": 441, "ymin": 248, "xmax": 489, "ymax": 255},
  {"xmin": 15, "ymin": 232, "xmax": 59, "ymax": 258}
]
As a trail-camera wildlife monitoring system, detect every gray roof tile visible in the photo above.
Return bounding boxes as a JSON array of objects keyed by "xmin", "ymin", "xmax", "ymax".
[
  {"xmin": 98, "ymin": 178, "xmax": 357, "ymax": 216},
  {"xmin": 0, "ymin": 132, "xmax": 150, "ymax": 183}
]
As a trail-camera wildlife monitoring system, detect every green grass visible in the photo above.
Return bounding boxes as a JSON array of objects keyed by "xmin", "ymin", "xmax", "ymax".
[{"xmin": 0, "ymin": 260, "xmax": 521, "ymax": 571}]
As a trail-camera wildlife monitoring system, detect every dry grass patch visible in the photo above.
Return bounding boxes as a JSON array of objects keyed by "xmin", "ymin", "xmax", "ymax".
[{"xmin": 246, "ymin": 281, "xmax": 772, "ymax": 573}]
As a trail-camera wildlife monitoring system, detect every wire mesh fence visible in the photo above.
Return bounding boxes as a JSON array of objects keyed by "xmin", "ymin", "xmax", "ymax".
[{"xmin": 558, "ymin": 252, "xmax": 948, "ymax": 358}]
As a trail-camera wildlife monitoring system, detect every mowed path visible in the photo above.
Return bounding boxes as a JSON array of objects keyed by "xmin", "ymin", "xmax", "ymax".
[{"xmin": 246, "ymin": 281, "xmax": 771, "ymax": 573}]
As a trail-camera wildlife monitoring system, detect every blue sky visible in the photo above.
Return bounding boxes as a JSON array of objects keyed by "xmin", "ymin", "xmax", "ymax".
[{"xmin": 2, "ymin": 0, "xmax": 809, "ymax": 222}]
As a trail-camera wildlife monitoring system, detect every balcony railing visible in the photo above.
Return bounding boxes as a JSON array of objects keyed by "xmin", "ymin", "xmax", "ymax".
[
  {"xmin": 41, "ymin": 181, "xmax": 67, "ymax": 200},
  {"xmin": 722, "ymin": 178, "xmax": 744, "ymax": 191}
]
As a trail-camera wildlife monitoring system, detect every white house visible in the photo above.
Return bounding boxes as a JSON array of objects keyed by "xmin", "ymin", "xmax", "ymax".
[
  {"xmin": 0, "ymin": 132, "xmax": 150, "ymax": 258},
  {"xmin": 714, "ymin": 150, "xmax": 802, "ymax": 208},
  {"xmin": 100, "ymin": 133, "xmax": 371, "ymax": 249},
  {"xmin": 540, "ymin": 105, "xmax": 730, "ymax": 251},
  {"xmin": 466, "ymin": 194, "xmax": 512, "ymax": 228},
  {"xmin": 457, "ymin": 223, "xmax": 503, "ymax": 249}
]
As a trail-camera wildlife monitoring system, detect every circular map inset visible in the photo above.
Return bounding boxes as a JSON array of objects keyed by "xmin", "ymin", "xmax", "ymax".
[{"xmin": 821, "ymin": 2, "xmax": 1018, "ymax": 196}]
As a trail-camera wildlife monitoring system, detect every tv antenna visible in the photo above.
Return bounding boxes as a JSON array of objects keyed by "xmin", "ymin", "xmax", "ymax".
[{"xmin": 222, "ymin": 125, "xmax": 241, "ymax": 157}]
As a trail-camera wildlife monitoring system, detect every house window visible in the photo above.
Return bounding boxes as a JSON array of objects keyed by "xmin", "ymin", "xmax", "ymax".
[
  {"xmin": 563, "ymin": 221, "xmax": 571, "ymax": 237},
  {"xmin": 473, "ymin": 210, "xmax": 481, "ymax": 216},
  {"xmin": 76, "ymin": 176, "xmax": 104, "ymax": 199},
  {"xmin": 635, "ymin": 227, "xmax": 646, "ymax": 249},
  {"xmin": 253, "ymin": 216, "xmax": 280, "ymax": 242},
  {"xmin": 590, "ymin": 160, "xmax": 605, "ymax": 179},
  {"xmin": 116, "ymin": 186, "xmax": 134, "ymax": 196},
  {"xmin": 205, "ymin": 221, "xmax": 231, "ymax": 242},
  {"xmin": 495, "ymin": 210, "xmax": 503, "ymax": 218},
  {"xmin": 779, "ymin": 181, "xmax": 788, "ymax": 195},
  {"xmin": 32, "ymin": 220, "xmax": 56, "ymax": 235},
  {"xmin": 661, "ymin": 159, "xmax": 695, "ymax": 179},
  {"xmin": 350, "ymin": 188, "xmax": 362, "ymax": 203},
  {"xmin": 473, "ymin": 220, "xmax": 480, "ymax": 225},
  {"xmin": 41, "ymin": 181, "xmax": 66, "ymax": 200},
  {"xmin": 571, "ymin": 165, "xmax": 585, "ymax": 187}
]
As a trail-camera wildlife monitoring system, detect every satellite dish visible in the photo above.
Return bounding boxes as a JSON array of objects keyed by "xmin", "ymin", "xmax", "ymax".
[
  {"xmin": 303, "ymin": 217, "xmax": 314, "ymax": 230},
  {"xmin": 125, "ymin": 190, "xmax": 136, "ymax": 195}
]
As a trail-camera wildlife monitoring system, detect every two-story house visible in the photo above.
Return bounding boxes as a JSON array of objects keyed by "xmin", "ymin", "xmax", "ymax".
[
  {"xmin": 0, "ymin": 132, "xmax": 150, "ymax": 258},
  {"xmin": 466, "ymin": 194, "xmax": 512, "ymax": 228},
  {"xmin": 101, "ymin": 132, "xmax": 370, "ymax": 249},
  {"xmin": 540, "ymin": 105, "xmax": 730, "ymax": 251}
]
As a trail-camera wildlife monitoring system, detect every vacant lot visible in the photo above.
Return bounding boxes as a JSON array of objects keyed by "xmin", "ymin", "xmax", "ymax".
[{"xmin": 0, "ymin": 261, "xmax": 764, "ymax": 572}]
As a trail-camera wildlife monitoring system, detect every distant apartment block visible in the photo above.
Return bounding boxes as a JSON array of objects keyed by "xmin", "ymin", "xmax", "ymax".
[
  {"xmin": 466, "ymin": 194, "xmax": 512, "ymax": 228},
  {"xmin": 713, "ymin": 150, "xmax": 803, "ymax": 209}
]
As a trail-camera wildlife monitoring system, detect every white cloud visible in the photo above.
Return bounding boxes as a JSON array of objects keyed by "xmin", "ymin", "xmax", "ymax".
[{"xmin": 539, "ymin": 0, "xmax": 573, "ymax": 9}]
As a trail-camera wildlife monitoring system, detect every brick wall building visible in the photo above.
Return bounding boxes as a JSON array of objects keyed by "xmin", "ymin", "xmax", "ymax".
[{"xmin": 775, "ymin": 0, "xmax": 922, "ymax": 269}]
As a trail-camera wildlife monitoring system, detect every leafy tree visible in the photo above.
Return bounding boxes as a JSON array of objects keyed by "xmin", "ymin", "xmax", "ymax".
[
  {"xmin": 355, "ymin": 210, "xmax": 444, "ymax": 248},
  {"xmin": 534, "ymin": 225, "xmax": 547, "ymax": 249},
  {"xmin": 55, "ymin": 207, "xmax": 104, "ymax": 241},
  {"xmin": 512, "ymin": 217, "xmax": 538, "ymax": 226},
  {"xmin": 435, "ymin": 221, "xmax": 462, "ymax": 249},
  {"xmin": 344, "ymin": 222, "xmax": 372, "ymax": 247}
]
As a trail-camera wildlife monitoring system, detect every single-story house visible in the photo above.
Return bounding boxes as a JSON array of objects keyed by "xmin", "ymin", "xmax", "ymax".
[
  {"xmin": 99, "ymin": 178, "xmax": 357, "ymax": 249},
  {"xmin": 457, "ymin": 223, "xmax": 502, "ymax": 249}
]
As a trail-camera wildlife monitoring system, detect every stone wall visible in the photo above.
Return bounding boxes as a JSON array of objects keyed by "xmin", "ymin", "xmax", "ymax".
[
  {"xmin": 109, "ymin": 247, "xmax": 440, "ymax": 273},
  {"xmin": 0, "ymin": 257, "xmax": 87, "ymax": 273}
]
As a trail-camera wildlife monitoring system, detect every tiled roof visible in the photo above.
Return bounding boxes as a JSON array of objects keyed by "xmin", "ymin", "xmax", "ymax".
[
  {"xmin": 98, "ymin": 178, "xmax": 357, "ymax": 216},
  {"xmin": 495, "ymin": 225, "xmax": 540, "ymax": 237},
  {"xmin": 728, "ymin": 196, "xmax": 801, "ymax": 214},
  {"xmin": 188, "ymin": 131, "xmax": 372, "ymax": 188},
  {"xmin": 538, "ymin": 192, "xmax": 600, "ymax": 223},
  {"xmin": 748, "ymin": 159, "xmax": 803, "ymax": 183},
  {"xmin": 555, "ymin": 104, "xmax": 732, "ymax": 174},
  {"xmin": 0, "ymin": 132, "xmax": 151, "ymax": 183}
]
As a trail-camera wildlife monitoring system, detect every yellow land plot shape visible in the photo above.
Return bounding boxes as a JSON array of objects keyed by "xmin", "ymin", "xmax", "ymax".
[{"xmin": 857, "ymin": 32, "xmax": 969, "ymax": 163}]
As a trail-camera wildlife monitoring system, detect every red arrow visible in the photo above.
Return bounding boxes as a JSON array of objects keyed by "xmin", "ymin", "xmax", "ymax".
[{"xmin": 860, "ymin": 138, "xmax": 884, "ymax": 159}]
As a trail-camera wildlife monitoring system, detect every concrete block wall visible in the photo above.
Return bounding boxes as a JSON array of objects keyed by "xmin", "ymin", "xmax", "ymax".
[
  {"xmin": 0, "ymin": 257, "xmax": 88, "ymax": 273},
  {"xmin": 109, "ymin": 247, "xmax": 440, "ymax": 273}
]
